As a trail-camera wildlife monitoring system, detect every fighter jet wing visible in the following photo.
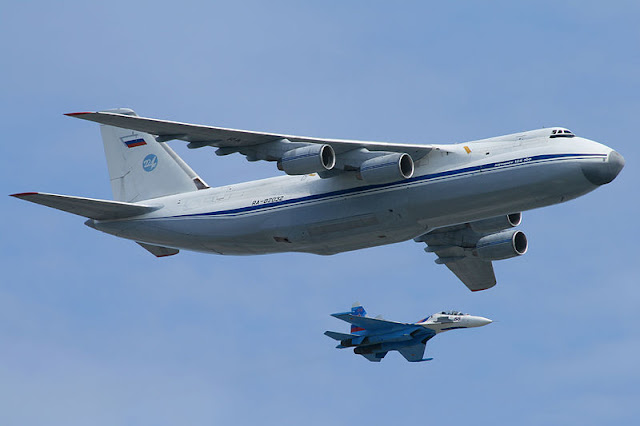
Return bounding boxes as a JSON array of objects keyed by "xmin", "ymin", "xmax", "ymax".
[
  {"xmin": 66, "ymin": 110, "xmax": 434, "ymax": 165},
  {"xmin": 331, "ymin": 312, "xmax": 407, "ymax": 332}
]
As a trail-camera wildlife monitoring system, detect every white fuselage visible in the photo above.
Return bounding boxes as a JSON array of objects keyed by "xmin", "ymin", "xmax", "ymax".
[
  {"xmin": 90, "ymin": 129, "xmax": 620, "ymax": 255},
  {"xmin": 418, "ymin": 313, "xmax": 493, "ymax": 333}
]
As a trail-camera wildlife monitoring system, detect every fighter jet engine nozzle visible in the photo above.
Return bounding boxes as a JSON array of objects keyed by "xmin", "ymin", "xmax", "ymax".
[
  {"xmin": 469, "ymin": 213, "xmax": 522, "ymax": 233},
  {"xmin": 475, "ymin": 229, "xmax": 528, "ymax": 261},
  {"xmin": 278, "ymin": 144, "xmax": 336, "ymax": 175},
  {"xmin": 358, "ymin": 153, "xmax": 414, "ymax": 183}
]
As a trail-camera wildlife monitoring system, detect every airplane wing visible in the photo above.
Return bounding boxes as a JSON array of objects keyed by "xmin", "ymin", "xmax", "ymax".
[
  {"xmin": 415, "ymin": 224, "xmax": 497, "ymax": 291},
  {"xmin": 66, "ymin": 110, "xmax": 435, "ymax": 172},
  {"xmin": 331, "ymin": 312, "xmax": 407, "ymax": 332},
  {"xmin": 441, "ymin": 257, "xmax": 496, "ymax": 291}
]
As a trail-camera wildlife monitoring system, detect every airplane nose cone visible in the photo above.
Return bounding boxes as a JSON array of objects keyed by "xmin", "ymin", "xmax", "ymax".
[
  {"xmin": 469, "ymin": 316, "xmax": 492, "ymax": 327},
  {"xmin": 582, "ymin": 150, "xmax": 625, "ymax": 185}
]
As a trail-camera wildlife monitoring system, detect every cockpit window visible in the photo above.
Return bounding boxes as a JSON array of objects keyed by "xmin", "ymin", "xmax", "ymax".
[
  {"xmin": 550, "ymin": 128, "xmax": 575, "ymax": 138},
  {"xmin": 441, "ymin": 310, "xmax": 467, "ymax": 316}
]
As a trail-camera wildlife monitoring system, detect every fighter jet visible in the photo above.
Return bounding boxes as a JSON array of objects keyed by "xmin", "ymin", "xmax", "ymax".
[
  {"xmin": 12, "ymin": 109, "xmax": 625, "ymax": 290},
  {"xmin": 325, "ymin": 303, "xmax": 492, "ymax": 362}
]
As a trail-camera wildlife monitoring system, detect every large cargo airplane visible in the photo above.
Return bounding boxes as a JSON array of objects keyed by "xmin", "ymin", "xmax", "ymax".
[{"xmin": 11, "ymin": 108, "xmax": 624, "ymax": 291}]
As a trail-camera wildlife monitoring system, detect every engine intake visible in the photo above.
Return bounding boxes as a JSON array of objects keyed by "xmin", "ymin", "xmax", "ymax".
[
  {"xmin": 358, "ymin": 153, "xmax": 414, "ymax": 184},
  {"xmin": 475, "ymin": 229, "xmax": 528, "ymax": 261},
  {"xmin": 278, "ymin": 144, "xmax": 335, "ymax": 175}
]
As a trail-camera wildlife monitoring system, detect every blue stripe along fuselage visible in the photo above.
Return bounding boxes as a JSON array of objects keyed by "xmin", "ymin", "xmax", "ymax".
[{"xmin": 168, "ymin": 152, "xmax": 604, "ymax": 219}]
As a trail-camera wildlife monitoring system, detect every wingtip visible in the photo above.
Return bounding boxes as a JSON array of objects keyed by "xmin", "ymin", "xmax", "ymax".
[
  {"xmin": 470, "ymin": 283, "xmax": 496, "ymax": 292},
  {"xmin": 10, "ymin": 192, "xmax": 39, "ymax": 198},
  {"xmin": 64, "ymin": 111, "xmax": 93, "ymax": 117}
]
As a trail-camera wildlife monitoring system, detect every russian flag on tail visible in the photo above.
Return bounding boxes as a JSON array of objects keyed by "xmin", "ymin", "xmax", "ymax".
[{"xmin": 123, "ymin": 137, "xmax": 147, "ymax": 148}]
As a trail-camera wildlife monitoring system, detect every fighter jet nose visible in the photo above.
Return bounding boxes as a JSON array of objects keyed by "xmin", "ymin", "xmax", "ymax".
[
  {"xmin": 582, "ymin": 150, "xmax": 625, "ymax": 186},
  {"xmin": 478, "ymin": 317, "xmax": 492, "ymax": 326},
  {"xmin": 469, "ymin": 316, "xmax": 492, "ymax": 327}
]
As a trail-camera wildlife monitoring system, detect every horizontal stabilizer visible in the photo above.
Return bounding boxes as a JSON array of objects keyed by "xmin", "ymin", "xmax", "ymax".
[
  {"xmin": 11, "ymin": 192, "xmax": 160, "ymax": 220},
  {"xmin": 324, "ymin": 331, "xmax": 359, "ymax": 341},
  {"xmin": 137, "ymin": 242, "xmax": 179, "ymax": 257}
]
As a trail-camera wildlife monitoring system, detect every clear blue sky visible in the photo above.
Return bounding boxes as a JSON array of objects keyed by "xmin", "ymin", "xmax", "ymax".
[{"xmin": 2, "ymin": 2, "xmax": 638, "ymax": 425}]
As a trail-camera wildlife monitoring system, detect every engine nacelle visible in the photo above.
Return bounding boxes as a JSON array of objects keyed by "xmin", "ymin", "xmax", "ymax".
[
  {"xmin": 358, "ymin": 153, "xmax": 414, "ymax": 183},
  {"xmin": 277, "ymin": 144, "xmax": 335, "ymax": 175},
  {"xmin": 475, "ymin": 229, "xmax": 528, "ymax": 261},
  {"xmin": 469, "ymin": 213, "xmax": 522, "ymax": 233}
]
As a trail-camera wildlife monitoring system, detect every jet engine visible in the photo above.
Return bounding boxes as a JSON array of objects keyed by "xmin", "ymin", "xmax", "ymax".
[
  {"xmin": 416, "ymin": 220, "xmax": 528, "ymax": 263},
  {"xmin": 475, "ymin": 229, "xmax": 528, "ymax": 260},
  {"xmin": 469, "ymin": 213, "xmax": 522, "ymax": 233},
  {"xmin": 277, "ymin": 144, "xmax": 336, "ymax": 175},
  {"xmin": 358, "ymin": 153, "xmax": 414, "ymax": 184}
]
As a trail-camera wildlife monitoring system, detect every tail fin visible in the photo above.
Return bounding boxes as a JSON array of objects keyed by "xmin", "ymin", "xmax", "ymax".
[
  {"xmin": 91, "ymin": 108, "xmax": 208, "ymax": 202},
  {"xmin": 350, "ymin": 302, "xmax": 367, "ymax": 334}
]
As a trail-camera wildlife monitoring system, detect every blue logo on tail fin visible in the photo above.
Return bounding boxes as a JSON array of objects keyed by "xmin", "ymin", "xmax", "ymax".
[
  {"xmin": 351, "ymin": 305, "xmax": 366, "ymax": 334},
  {"xmin": 143, "ymin": 154, "xmax": 158, "ymax": 172},
  {"xmin": 351, "ymin": 305, "xmax": 366, "ymax": 317}
]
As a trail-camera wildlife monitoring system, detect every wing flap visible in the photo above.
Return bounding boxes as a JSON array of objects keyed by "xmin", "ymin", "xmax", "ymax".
[{"xmin": 11, "ymin": 192, "xmax": 160, "ymax": 220}]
